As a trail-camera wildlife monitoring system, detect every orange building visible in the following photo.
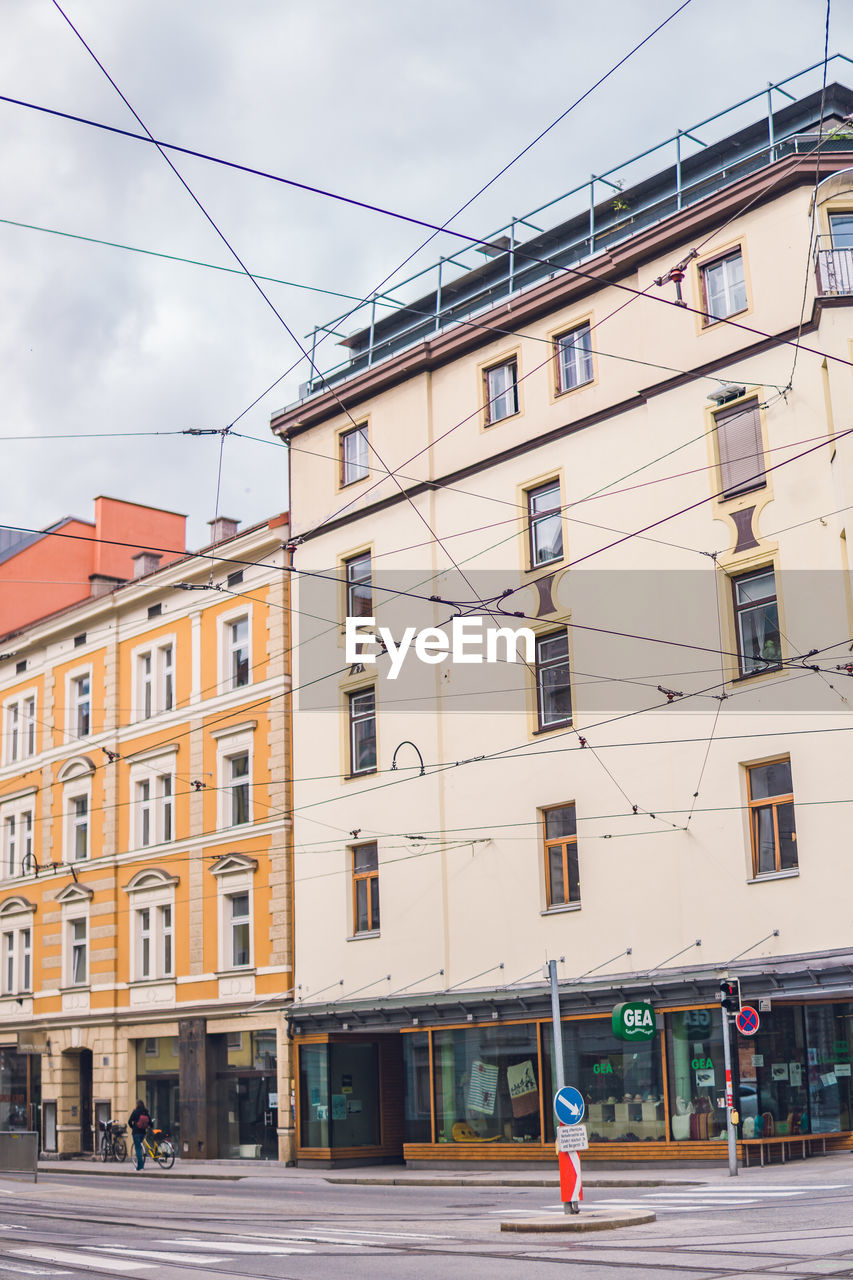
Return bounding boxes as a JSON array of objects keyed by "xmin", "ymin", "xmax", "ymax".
[{"xmin": 0, "ymin": 511, "xmax": 293, "ymax": 1160}]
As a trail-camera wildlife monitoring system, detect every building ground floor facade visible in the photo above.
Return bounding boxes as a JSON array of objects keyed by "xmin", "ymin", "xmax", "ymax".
[
  {"xmin": 288, "ymin": 949, "xmax": 853, "ymax": 1166},
  {"xmin": 0, "ymin": 1011, "xmax": 293, "ymax": 1161}
]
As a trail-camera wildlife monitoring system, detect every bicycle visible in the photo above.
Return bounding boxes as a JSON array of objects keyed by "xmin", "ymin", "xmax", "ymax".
[
  {"xmin": 142, "ymin": 1125, "xmax": 176, "ymax": 1169},
  {"xmin": 98, "ymin": 1119, "xmax": 128, "ymax": 1163}
]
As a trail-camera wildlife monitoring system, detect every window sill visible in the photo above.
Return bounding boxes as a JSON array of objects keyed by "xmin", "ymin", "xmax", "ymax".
[
  {"xmin": 484, "ymin": 411, "xmax": 519, "ymax": 429},
  {"xmin": 130, "ymin": 975, "xmax": 175, "ymax": 987},
  {"xmin": 555, "ymin": 377, "xmax": 594, "ymax": 398},
  {"xmin": 532, "ymin": 721, "xmax": 572, "ymax": 736},
  {"xmin": 701, "ymin": 306, "xmax": 749, "ymax": 329},
  {"xmin": 215, "ymin": 966, "xmax": 256, "ymax": 977},
  {"xmin": 541, "ymin": 903, "xmax": 581, "ymax": 916},
  {"xmin": 747, "ymin": 869, "xmax": 799, "ymax": 885},
  {"xmin": 345, "ymin": 770, "xmax": 377, "ymax": 781},
  {"xmin": 347, "ymin": 931, "xmax": 380, "ymax": 942},
  {"xmin": 526, "ymin": 558, "xmax": 566, "ymax": 575},
  {"xmin": 731, "ymin": 664, "xmax": 783, "ymax": 684},
  {"xmin": 718, "ymin": 482, "xmax": 767, "ymax": 503},
  {"xmin": 59, "ymin": 984, "xmax": 90, "ymax": 993}
]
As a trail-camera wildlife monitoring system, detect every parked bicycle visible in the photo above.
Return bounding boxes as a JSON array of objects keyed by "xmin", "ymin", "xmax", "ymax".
[
  {"xmin": 98, "ymin": 1119, "xmax": 128, "ymax": 1163},
  {"xmin": 142, "ymin": 1124, "xmax": 176, "ymax": 1169}
]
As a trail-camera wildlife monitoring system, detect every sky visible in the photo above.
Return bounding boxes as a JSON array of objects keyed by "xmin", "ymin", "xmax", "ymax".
[{"xmin": 1, "ymin": 0, "xmax": 851, "ymax": 551}]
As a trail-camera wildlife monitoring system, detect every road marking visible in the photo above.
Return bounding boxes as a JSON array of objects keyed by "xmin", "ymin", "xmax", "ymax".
[
  {"xmin": 95, "ymin": 1247, "xmax": 228, "ymax": 1264},
  {"xmin": 11, "ymin": 1248, "xmax": 155, "ymax": 1272},
  {"xmin": 167, "ymin": 1240, "xmax": 311, "ymax": 1255},
  {"xmin": 0, "ymin": 1262, "xmax": 70, "ymax": 1277}
]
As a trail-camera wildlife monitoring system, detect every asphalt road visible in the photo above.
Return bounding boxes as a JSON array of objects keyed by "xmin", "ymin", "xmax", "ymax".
[{"xmin": 1, "ymin": 1159, "xmax": 853, "ymax": 1278}]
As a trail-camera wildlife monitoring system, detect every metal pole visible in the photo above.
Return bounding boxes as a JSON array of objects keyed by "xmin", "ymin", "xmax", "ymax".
[
  {"xmin": 767, "ymin": 84, "xmax": 775, "ymax": 161},
  {"xmin": 721, "ymin": 1004, "xmax": 738, "ymax": 1176},
  {"xmin": 367, "ymin": 299, "xmax": 376, "ymax": 368},
  {"xmin": 549, "ymin": 959, "xmax": 565, "ymax": 1092},
  {"xmin": 588, "ymin": 179, "xmax": 595, "ymax": 255},
  {"xmin": 435, "ymin": 259, "xmax": 443, "ymax": 333},
  {"xmin": 675, "ymin": 131, "xmax": 682, "ymax": 211}
]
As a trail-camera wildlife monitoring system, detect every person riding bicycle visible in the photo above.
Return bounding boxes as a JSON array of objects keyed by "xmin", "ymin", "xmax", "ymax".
[{"xmin": 128, "ymin": 1099, "xmax": 151, "ymax": 1171}]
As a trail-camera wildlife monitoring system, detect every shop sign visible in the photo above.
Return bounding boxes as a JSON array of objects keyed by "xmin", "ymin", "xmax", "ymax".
[
  {"xmin": 592, "ymin": 1061, "xmax": 613, "ymax": 1074},
  {"xmin": 16, "ymin": 1031, "xmax": 47, "ymax": 1055},
  {"xmin": 612, "ymin": 1001, "xmax": 656, "ymax": 1042}
]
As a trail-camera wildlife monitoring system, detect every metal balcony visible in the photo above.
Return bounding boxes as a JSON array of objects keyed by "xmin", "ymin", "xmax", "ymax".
[{"xmin": 814, "ymin": 236, "xmax": 853, "ymax": 295}]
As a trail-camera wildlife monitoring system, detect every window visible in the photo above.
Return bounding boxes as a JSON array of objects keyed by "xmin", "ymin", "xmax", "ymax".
[
  {"xmin": 352, "ymin": 842, "xmax": 380, "ymax": 934},
  {"xmin": 340, "ymin": 424, "xmax": 369, "ymax": 486},
  {"xmin": 714, "ymin": 400, "xmax": 765, "ymax": 499},
  {"xmin": 535, "ymin": 631, "xmax": 572, "ymax": 730},
  {"xmin": 227, "ymin": 752, "xmax": 250, "ymax": 826},
  {"xmin": 484, "ymin": 359, "xmax": 519, "ymax": 424},
  {"xmin": 344, "ymin": 552, "xmax": 372, "ymax": 620},
  {"xmin": 555, "ymin": 323, "xmax": 593, "ymax": 393},
  {"xmin": 829, "ymin": 213, "xmax": 853, "ymax": 248},
  {"xmin": 135, "ymin": 904, "xmax": 174, "ymax": 980},
  {"xmin": 527, "ymin": 481, "xmax": 563, "ymax": 567},
  {"xmin": 70, "ymin": 674, "xmax": 90, "ymax": 739},
  {"xmin": 348, "ymin": 688, "xmax": 377, "ymax": 775},
  {"xmin": 69, "ymin": 917, "xmax": 88, "ymax": 985},
  {"xmin": 227, "ymin": 618, "xmax": 250, "ymax": 689},
  {"xmin": 135, "ymin": 772, "xmax": 174, "ymax": 847},
  {"xmin": 71, "ymin": 796, "xmax": 88, "ymax": 861},
  {"xmin": 543, "ymin": 804, "xmax": 579, "ymax": 908},
  {"xmin": 1, "ymin": 925, "xmax": 31, "ymax": 995},
  {"xmin": 3, "ymin": 694, "xmax": 36, "ymax": 765},
  {"xmin": 229, "ymin": 892, "xmax": 251, "ymax": 967},
  {"xmin": 701, "ymin": 250, "xmax": 747, "ymax": 321},
  {"xmin": 748, "ymin": 758, "xmax": 797, "ymax": 876},
  {"xmin": 3, "ymin": 808, "xmax": 33, "ymax": 879},
  {"xmin": 732, "ymin": 568, "xmax": 781, "ymax": 676}
]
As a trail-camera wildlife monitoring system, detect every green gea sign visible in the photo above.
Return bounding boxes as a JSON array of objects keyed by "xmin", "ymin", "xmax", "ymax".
[{"xmin": 612, "ymin": 1001, "xmax": 656, "ymax": 1042}]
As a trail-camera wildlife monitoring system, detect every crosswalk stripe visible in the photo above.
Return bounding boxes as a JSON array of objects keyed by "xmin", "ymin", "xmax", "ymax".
[
  {"xmin": 11, "ymin": 1248, "xmax": 154, "ymax": 1271},
  {"xmin": 0, "ymin": 1262, "xmax": 71, "ymax": 1277},
  {"xmin": 168, "ymin": 1240, "xmax": 311, "ymax": 1255},
  {"xmin": 95, "ymin": 1247, "xmax": 228, "ymax": 1264}
]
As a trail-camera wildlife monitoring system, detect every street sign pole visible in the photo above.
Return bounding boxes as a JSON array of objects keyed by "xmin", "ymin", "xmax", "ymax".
[
  {"xmin": 720, "ymin": 1003, "xmax": 738, "ymax": 1177},
  {"xmin": 549, "ymin": 959, "xmax": 565, "ymax": 1093}
]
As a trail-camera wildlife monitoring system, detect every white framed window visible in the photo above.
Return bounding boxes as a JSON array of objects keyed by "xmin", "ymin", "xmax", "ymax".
[
  {"xmin": 133, "ymin": 641, "xmax": 176, "ymax": 721},
  {"xmin": 71, "ymin": 796, "xmax": 88, "ymax": 862},
  {"xmin": 340, "ymin": 424, "xmax": 369, "ymax": 486},
  {"xmin": 211, "ymin": 853, "xmax": 257, "ymax": 973},
  {"xmin": 67, "ymin": 670, "xmax": 91, "ymax": 740},
  {"xmin": 69, "ymin": 917, "xmax": 87, "ymax": 985},
  {"xmin": 218, "ymin": 612, "xmax": 252, "ymax": 693},
  {"xmin": 526, "ymin": 480, "xmax": 564, "ymax": 567},
  {"xmin": 134, "ymin": 771, "xmax": 175, "ymax": 848},
  {"xmin": 1, "ymin": 791, "xmax": 36, "ymax": 880},
  {"xmin": 123, "ymin": 868, "xmax": 178, "ymax": 984},
  {"xmin": 0, "ymin": 898, "xmax": 35, "ymax": 996},
  {"xmin": 555, "ymin": 323, "xmax": 593, "ymax": 393},
  {"xmin": 701, "ymin": 249, "xmax": 747, "ymax": 322},
  {"xmin": 57, "ymin": 883, "xmax": 92, "ymax": 989},
  {"xmin": 58, "ymin": 758, "xmax": 95, "ymax": 864},
  {"xmin": 483, "ymin": 358, "xmax": 519, "ymax": 424},
  {"xmin": 3, "ymin": 693, "xmax": 37, "ymax": 765},
  {"xmin": 213, "ymin": 725, "xmax": 255, "ymax": 830}
]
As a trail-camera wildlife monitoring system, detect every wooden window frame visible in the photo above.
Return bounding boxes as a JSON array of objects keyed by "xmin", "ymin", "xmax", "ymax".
[
  {"xmin": 731, "ymin": 567, "xmax": 781, "ymax": 678},
  {"xmin": 554, "ymin": 323, "xmax": 593, "ymax": 395},
  {"xmin": 483, "ymin": 358, "xmax": 519, "ymax": 425},
  {"xmin": 700, "ymin": 248, "xmax": 747, "ymax": 324},
  {"xmin": 526, "ymin": 480, "xmax": 563, "ymax": 569},
  {"xmin": 344, "ymin": 551, "xmax": 373, "ymax": 620},
  {"xmin": 352, "ymin": 842, "xmax": 380, "ymax": 935},
  {"xmin": 542, "ymin": 804, "xmax": 579, "ymax": 908},
  {"xmin": 535, "ymin": 630, "xmax": 572, "ymax": 731},
  {"xmin": 340, "ymin": 424, "xmax": 369, "ymax": 487},
  {"xmin": 747, "ymin": 758, "xmax": 796, "ymax": 877}
]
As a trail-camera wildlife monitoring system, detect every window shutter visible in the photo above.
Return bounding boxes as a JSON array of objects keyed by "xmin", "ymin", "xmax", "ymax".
[{"xmin": 715, "ymin": 401, "xmax": 765, "ymax": 498}]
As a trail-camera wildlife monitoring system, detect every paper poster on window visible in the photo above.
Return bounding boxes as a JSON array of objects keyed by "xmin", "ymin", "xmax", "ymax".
[
  {"xmin": 331, "ymin": 1094, "xmax": 347, "ymax": 1120},
  {"xmin": 506, "ymin": 1060, "xmax": 539, "ymax": 1118},
  {"xmin": 820, "ymin": 1072, "xmax": 838, "ymax": 1087},
  {"xmin": 771, "ymin": 1063, "xmax": 788, "ymax": 1081},
  {"xmin": 752, "ymin": 1054, "xmax": 764, "ymax": 1068},
  {"xmin": 788, "ymin": 1063, "xmax": 802, "ymax": 1087},
  {"xmin": 835, "ymin": 1063, "xmax": 852, "ymax": 1077},
  {"xmin": 808, "ymin": 1047, "xmax": 819, "ymax": 1066},
  {"xmin": 348, "ymin": 1098, "xmax": 362, "ymax": 1113},
  {"xmin": 695, "ymin": 1068, "xmax": 715, "ymax": 1088},
  {"xmin": 467, "ymin": 1060, "xmax": 499, "ymax": 1114}
]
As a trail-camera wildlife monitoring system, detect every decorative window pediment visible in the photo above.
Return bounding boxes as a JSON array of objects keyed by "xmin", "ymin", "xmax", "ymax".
[
  {"xmin": 57, "ymin": 756, "xmax": 95, "ymax": 783},
  {"xmin": 0, "ymin": 895, "xmax": 36, "ymax": 918},
  {"xmin": 210, "ymin": 852, "xmax": 258, "ymax": 878},
  {"xmin": 123, "ymin": 868, "xmax": 180, "ymax": 894},
  {"xmin": 55, "ymin": 882, "xmax": 94, "ymax": 904}
]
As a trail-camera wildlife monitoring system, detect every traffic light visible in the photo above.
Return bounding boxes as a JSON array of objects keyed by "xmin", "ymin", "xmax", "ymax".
[{"xmin": 719, "ymin": 979, "xmax": 740, "ymax": 1012}]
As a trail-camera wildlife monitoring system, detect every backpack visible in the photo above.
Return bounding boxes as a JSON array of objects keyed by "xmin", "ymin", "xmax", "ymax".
[{"xmin": 137, "ymin": 1113, "xmax": 150, "ymax": 1132}]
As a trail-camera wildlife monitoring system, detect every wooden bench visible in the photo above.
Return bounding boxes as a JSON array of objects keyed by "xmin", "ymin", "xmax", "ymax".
[{"xmin": 739, "ymin": 1134, "xmax": 827, "ymax": 1167}]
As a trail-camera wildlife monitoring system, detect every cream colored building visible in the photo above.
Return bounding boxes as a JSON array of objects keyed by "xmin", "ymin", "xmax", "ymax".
[
  {"xmin": 271, "ymin": 78, "xmax": 853, "ymax": 1164},
  {"xmin": 0, "ymin": 512, "xmax": 294, "ymax": 1160}
]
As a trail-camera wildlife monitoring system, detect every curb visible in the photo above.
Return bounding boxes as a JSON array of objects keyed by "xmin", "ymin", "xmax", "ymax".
[
  {"xmin": 500, "ymin": 1208, "xmax": 656, "ymax": 1233},
  {"xmin": 37, "ymin": 1166, "xmax": 242, "ymax": 1181},
  {"xmin": 325, "ymin": 1176, "xmax": 697, "ymax": 1188}
]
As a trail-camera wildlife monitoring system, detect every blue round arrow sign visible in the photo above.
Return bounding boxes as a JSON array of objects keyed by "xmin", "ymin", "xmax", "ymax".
[{"xmin": 554, "ymin": 1085, "xmax": 585, "ymax": 1126}]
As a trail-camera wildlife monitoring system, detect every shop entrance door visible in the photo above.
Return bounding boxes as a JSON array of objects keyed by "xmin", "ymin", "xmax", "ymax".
[{"xmin": 79, "ymin": 1049, "xmax": 93, "ymax": 1154}]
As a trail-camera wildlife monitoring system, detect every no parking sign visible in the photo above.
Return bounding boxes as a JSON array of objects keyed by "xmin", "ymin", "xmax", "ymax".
[{"xmin": 735, "ymin": 1005, "xmax": 760, "ymax": 1036}]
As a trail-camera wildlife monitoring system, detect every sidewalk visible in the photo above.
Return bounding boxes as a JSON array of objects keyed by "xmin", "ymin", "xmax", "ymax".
[{"xmin": 33, "ymin": 1151, "xmax": 853, "ymax": 1188}]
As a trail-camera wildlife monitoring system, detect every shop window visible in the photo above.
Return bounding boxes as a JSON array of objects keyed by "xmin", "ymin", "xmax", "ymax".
[
  {"xmin": 344, "ymin": 552, "xmax": 372, "ymax": 621},
  {"xmin": 483, "ymin": 358, "xmax": 519, "ymax": 424},
  {"xmin": 526, "ymin": 480, "xmax": 563, "ymax": 567},
  {"xmin": 732, "ymin": 567, "xmax": 781, "ymax": 676},
  {"xmin": 747, "ymin": 757, "xmax": 797, "ymax": 877},
  {"xmin": 352, "ymin": 842, "xmax": 380, "ymax": 935},
  {"xmin": 554, "ymin": 323, "xmax": 593, "ymax": 393},
  {"xmin": 340, "ymin": 424, "xmax": 369, "ymax": 486},
  {"xmin": 433, "ymin": 1024, "xmax": 542, "ymax": 1144},
  {"xmin": 542, "ymin": 804, "xmax": 579, "ymax": 906},
  {"xmin": 666, "ymin": 1009, "xmax": 727, "ymax": 1141},
  {"xmin": 736, "ymin": 1005, "xmax": 808, "ymax": 1140},
  {"xmin": 701, "ymin": 249, "xmax": 747, "ymax": 321},
  {"xmin": 804, "ymin": 1003, "xmax": 853, "ymax": 1134},
  {"xmin": 714, "ymin": 399, "xmax": 765, "ymax": 499},
  {"xmin": 298, "ymin": 1042, "xmax": 380, "ymax": 1150},
  {"xmin": 535, "ymin": 631, "xmax": 572, "ymax": 730},
  {"xmin": 403, "ymin": 1032, "xmax": 432, "ymax": 1143},
  {"xmin": 348, "ymin": 688, "xmax": 377, "ymax": 776}
]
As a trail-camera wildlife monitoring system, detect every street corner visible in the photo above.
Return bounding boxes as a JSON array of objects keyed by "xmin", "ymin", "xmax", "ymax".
[{"xmin": 500, "ymin": 1206, "xmax": 656, "ymax": 1233}]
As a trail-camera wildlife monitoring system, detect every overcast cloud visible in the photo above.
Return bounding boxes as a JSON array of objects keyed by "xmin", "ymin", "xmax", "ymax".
[{"xmin": 0, "ymin": 0, "xmax": 850, "ymax": 549}]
